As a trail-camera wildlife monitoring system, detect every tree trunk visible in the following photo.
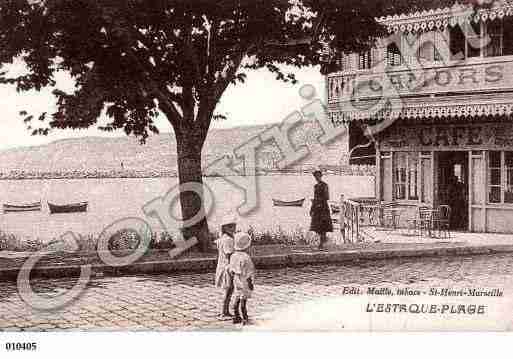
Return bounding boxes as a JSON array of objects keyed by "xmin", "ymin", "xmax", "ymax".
[{"xmin": 175, "ymin": 132, "xmax": 211, "ymax": 252}]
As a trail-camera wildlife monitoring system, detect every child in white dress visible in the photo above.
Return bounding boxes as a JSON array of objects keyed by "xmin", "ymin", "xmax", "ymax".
[
  {"xmin": 229, "ymin": 232, "xmax": 255, "ymax": 325},
  {"xmin": 214, "ymin": 215, "xmax": 236, "ymax": 319}
]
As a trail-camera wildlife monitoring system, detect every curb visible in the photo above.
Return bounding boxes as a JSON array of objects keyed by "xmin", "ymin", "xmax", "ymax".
[{"xmin": 1, "ymin": 243, "xmax": 513, "ymax": 281}]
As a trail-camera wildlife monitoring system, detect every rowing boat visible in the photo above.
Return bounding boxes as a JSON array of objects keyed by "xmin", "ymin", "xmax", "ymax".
[
  {"xmin": 3, "ymin": 202, "xmax": 41, "ymax": 213},
  {"xmin": 272, "ymin": 198, "xmax": 305, "ymax": 207},
  {"xmin": 48, "ymin": 201, "xmax": 88, "ymax": 214}
]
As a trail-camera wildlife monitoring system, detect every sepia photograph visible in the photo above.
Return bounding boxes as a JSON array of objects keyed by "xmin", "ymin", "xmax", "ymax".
[{"xmin": 1, "ymin": 0, "xmax": 513, "ymax": 353}]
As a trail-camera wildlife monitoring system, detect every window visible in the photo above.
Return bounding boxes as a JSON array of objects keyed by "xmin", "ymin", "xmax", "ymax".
[
  {"xmin": 450, "ymin": 26, "xmax": 466, "ymax": 60},
  {"xmin": 450, "ymin": 22, "xmax": 485, "ymax": 59},
  {"xmin": 358, "ymin": 51, "xmax": 372, "ymax": 70},
  {"xmin": 485, "ymin": 20, "xmax": 503, "ymax": 57},
  {"xmin": 487, "ymin": 151, "xmax": 513, "ymax": 204},
  {"xmin": 505, "ymin": 152, "xmax": 513, "ymax": 203},
  {"xmin": 394, "ymin": 152, "xmax": 418, "ymax": 200},
  {"xmin": 451, "ymin": 19, "xmax": 513, "ymax": 58},
  {"xmin": 503, "ymin": 19, "xmax": 513, "ymax": 55},
  {"xmin": 408, "ymin": 154, "xmax": 419, "ymax": 200},
  {"xmin": 329, "ymin": 77, "xmax": 345, "ymax": 99},
  {"xmin": 454, "ymin": 164, "xmax": 463, "ymax": 182},
  {"xmin": 488, "ymin": 151, "xmax": 501, "ymax": 203},
  {"xmin": 336, "ymin": 54, "xmax": 352, "ymax": 72},
  {"xmin": 394, "ymin": 153, "xmax": 407, "ymax": 199},
  {"xmin": 417, "ymin": 31, "xmax": 442, "ymax": 62},
  {"xmin": 387, "ymin": 42, "xmax": 403, "ymax": 66},
  {"xmin": 466, "ymin": 22, "xmax": 482, "ymax": 58}
]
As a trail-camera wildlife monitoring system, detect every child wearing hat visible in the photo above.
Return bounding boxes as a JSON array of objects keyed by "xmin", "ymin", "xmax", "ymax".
[
  {"xmin": 214, "ymin": 214, "xmax": 237, "ymax": 320},
  {"xmin": 229, "ymin": 232, "xmax": 255, "ymax": 325}
]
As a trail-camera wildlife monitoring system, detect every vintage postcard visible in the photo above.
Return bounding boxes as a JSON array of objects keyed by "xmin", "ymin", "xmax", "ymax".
[{"xmin": 1, "ymin": 0, "xmax": 513, "ymax": 347}]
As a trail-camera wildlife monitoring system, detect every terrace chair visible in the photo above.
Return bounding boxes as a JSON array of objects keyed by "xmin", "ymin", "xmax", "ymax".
[
  {"xmin": 329, "ymin": 200, "xmax": 341, "ymax": 232},
  {"xmin": 360, "ymin": 202, "xmax": 380, "ymax": 226},
  {"xmin": 407, "ymin": 206, "xmax": 434, "ymax": 237},
  {"xmin": 378, "ymin": 202, "xmax": 402, "ymax": 231},
  {"xmin": 433, "ymin": 205, "xmax": 451, "ymax": 239}
]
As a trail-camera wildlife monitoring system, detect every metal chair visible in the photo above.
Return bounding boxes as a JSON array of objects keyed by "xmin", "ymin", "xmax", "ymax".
[
  {"xmin": 407, "ymin": 206, "xmax": 434, "ymax": 237},
  {"xmin": 379, "ymin": 202, "xmax": 401, "ymax": 231},
  {"xmin": 361, "ymin": 204, "xmax": 380, "ymax": 226},
  {"xmin": 329, "ymin": 200, "xmax": 341, "ymax": 230},
  {"xmin": 434, "ymin": 205, "xmax": 451, "ymax": 239}
]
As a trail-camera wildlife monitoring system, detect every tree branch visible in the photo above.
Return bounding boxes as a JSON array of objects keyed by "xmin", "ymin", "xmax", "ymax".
[
  {"xmin": 194, "ymin": 46, "xmax": 245, "ymax": 141},
  {"xmin": 125, "ymin": 48, "xmax": 183, "ymax": 130},
  {"xmin": 180, "ymin": 11, "xmax": 197, "ymax": 124},
  {"xmin": 206, "ymin": 18, "xmax": 219, "ymax": 86}
]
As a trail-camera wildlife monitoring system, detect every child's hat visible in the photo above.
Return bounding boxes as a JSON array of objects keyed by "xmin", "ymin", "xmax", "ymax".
[
  {"xmin": 234, "ymin": 232, "xmax": 252, "ymax": 251},
  {"xmin": 220, "ymin": 214, "xmax": 237, "ymax": 228}
]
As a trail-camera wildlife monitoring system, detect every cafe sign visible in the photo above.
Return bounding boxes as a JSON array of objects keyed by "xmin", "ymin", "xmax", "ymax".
[{"xmin": 380, "ymin": 123, "xmax": 513, "ymax": 150}]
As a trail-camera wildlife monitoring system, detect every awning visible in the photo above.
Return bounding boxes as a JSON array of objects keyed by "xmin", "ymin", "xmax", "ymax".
[
  {"xmin": 329, "ymin": 93, "xmax": 513, "ymax": 136},
  {"xmin": 330, "ymin": 100, "xmax": 513, "ymax": 122}
]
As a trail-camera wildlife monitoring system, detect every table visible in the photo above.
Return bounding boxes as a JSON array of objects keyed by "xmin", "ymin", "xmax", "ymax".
[{"xmin": 408, "ymin": 209, "xmax": 438, "ymax": 237}]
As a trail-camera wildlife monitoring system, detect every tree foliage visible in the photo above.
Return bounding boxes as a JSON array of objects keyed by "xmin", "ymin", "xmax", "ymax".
[
  {"xmin": 0, "ymin": 0, "xmax": 457, "ymax": 143},
  {"xmin": 1, "ymin": 0, "xmax": 467, "ymax": 248}
]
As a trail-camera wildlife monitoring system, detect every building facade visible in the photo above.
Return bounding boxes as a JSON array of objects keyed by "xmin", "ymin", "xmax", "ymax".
[{"xmin": 327, "ymin": 1, "xmax": 513, "ymax": 233}]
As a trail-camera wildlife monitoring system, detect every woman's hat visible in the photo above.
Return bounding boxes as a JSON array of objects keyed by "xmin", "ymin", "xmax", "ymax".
[
  {"xmin": 234, "ymin": 232, "xmax": 252, "ymax": 251},
  {"xmin": 312, "ymin": 168, "xmax": 323, "ymax": 176},
  {"xmin": 220, "ymin": 214, "xmax": 237, "ymax": 228}
]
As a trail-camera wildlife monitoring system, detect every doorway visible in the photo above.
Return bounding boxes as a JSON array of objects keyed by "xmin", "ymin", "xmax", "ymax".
[{"xmin": 437, "ymin": 151, "xmax": 469, "ymax": 230}]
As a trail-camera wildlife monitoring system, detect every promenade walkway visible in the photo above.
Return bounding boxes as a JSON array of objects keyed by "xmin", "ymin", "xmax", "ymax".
[{"xmin": 1, "ymin": 230, "xmax": 512, "ymax": 281}]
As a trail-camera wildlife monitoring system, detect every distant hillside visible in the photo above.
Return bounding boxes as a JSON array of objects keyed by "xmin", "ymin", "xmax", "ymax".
[{"xmin": 0, "ymin": 121, "xmax": 358, "ymax": 176}]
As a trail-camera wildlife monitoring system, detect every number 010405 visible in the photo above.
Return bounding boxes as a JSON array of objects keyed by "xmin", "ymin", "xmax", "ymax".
[{"xmin": 5, "ymin": 342, "xmax": 37, "ymax": 351}]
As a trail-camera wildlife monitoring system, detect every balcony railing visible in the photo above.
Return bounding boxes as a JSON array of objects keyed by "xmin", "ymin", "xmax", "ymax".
[{"xmin": 327, "ymin": 55, "xmax": 513, "ymax": 104}]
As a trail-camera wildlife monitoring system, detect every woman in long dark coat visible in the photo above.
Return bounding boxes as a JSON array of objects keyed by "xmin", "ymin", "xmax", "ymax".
[{"xmin": 310, "ymin": 170, "xmax": 333, "ymax": 250}]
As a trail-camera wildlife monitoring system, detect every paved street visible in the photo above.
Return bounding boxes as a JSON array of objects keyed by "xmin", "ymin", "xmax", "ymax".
[
  {"xmin": 2, "ymin": 253, "xmax": 513, "ymax": 331},
  {"xmin": 0, "ymin": 266, "xmax": 349, "ymax": 331}
]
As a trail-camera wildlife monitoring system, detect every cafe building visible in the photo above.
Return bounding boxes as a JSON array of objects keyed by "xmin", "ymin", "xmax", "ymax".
[{"xmin": 326, "ymin": 1, "xmax": 513, "ymax": 233}]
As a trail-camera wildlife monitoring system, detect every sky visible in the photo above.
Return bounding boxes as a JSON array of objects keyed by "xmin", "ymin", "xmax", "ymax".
[{"xmin": 0, "ymin": 65, "xmax": 325, "ymax": 151}]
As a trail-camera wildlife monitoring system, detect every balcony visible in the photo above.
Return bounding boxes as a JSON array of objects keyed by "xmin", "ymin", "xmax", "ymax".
[
  {"xmin": 328, "ymin": 55, "xmax": 513, "ymax": 103},
  {"xmin": 327, "ymin": 55, "xmax": 513, "ymax": 122}
]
